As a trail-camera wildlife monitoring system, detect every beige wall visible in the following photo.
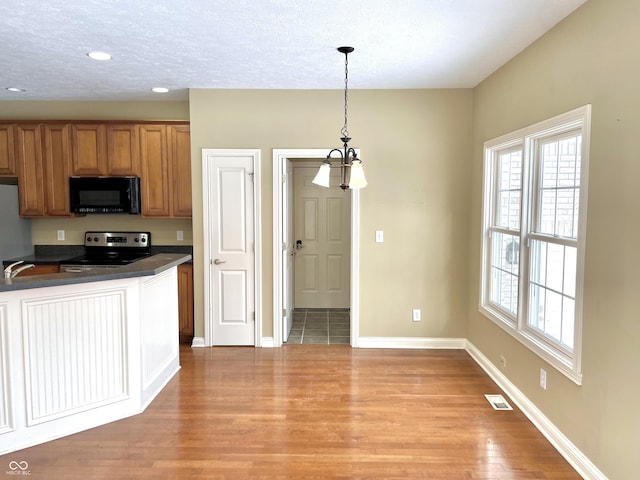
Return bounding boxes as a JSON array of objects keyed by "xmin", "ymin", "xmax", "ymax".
[
  {"xmin": 469, "ymin": 0, "xmax": 640, "ymax": 478},
  {"xmin": 189, "ymin": 89, "xmax": 474, "ymax": 339},
  {"xmin": 0, "ymin": 101, "xmax": 192, "ymax": 245}
]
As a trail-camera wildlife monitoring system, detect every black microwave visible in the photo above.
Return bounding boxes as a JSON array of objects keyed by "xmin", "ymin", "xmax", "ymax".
[{"xmin": 69, "ymin": 177, "xmax": 141, "ymax": 214}]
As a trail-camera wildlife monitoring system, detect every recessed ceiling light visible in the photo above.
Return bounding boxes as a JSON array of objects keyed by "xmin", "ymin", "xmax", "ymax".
[
  {"xmin": 6, "ymin": 87, "xmax": 26, "ymax": 92},
  {"xmin": 87, "ymin": 51, "xmax": 112, "ymax": 61},
  {"xmin": 151, "ymin": 87, "xmax": 170, "ymax": 93}
]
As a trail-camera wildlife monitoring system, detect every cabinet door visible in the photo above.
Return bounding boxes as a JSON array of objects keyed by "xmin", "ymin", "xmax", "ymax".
[
  {"xmin": 71, "ymin": 124, "xmax": 107, "ymax": 175},
  {"xmin": 15, "ymin": 124, "xmax": 45, "ymax": 217},
  {"xmin": 169, "ymin": 125, "xmax": 192, "ymax": 217},
  {"xmin": 107, "ymin": 124, "xmax": 139, "ymax": 176},
  {"xmin": 43, "ymin": 124, "xmax": 72, "ymax": 216},
  {"xmin": 15, "ymin": 264, "xmax": 60, "ymax": 276},
  {"xmin": 139, "ymin": 125, "xmax": 170, "ymax": 216},
  {"xmin": 0, "ymin": 124, "xmax": 16, "ymax": 176},
  {"xmin": 177, "ymin": 263, "xmax": 194, "ymax": 343}
]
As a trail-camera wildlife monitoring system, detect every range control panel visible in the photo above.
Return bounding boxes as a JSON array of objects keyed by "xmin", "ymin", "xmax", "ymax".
[{"xmin": 83, "ymin": 231, "xmax": 150, "ymax": 248}]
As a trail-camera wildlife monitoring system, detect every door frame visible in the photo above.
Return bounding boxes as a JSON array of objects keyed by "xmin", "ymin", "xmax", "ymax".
[
  {"xmin": 272, "ymin": 148, "xmax": 361, "ymax": 348},
  {"xmin": 202, "ymin": 148, "xmax": 262, "ymax": 347}
]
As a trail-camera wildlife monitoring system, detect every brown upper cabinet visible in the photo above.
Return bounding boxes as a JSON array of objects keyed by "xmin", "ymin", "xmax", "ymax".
[
  {"xmin": 170, "ymin": 125, "xmax": 192, "ymax": 217},
  {"xmin": 106, "ymin": 124, "xmax": 139, "ymax": 176},
  {"xmin": 43, "ymin": 124, "xmax": 72, "ymax": 216},
  {"xmin": 71, "ymin": 124, "xmax": 107, "ymax": 175},
  {"xmin": 0, "ymin": 124, "xmax": 17, "ymax": 176},
  {"xmin": 15, "ymin": 124, "xmax": 46, "ymax": 216},
  {"xmin": 139, "ymin": 124, "xmax": 191, "ymax": 217},
  {"xmin": 71, "ymin": 124, "xmax": 139, "ymax": 176},
  {"xmin": 2, "ymin": 120, "xmax": 190, "ymax": 218},
  {"xmin": 14, "ymin": 124, "xmax": 73, "ymax": 217}
]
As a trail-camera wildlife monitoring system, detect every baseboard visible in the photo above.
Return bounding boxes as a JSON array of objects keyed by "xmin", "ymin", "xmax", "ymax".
[
  {"xmin": 357, "ymin": 337, "xmax": 467, "ymax": 349},
  {"xmin": 465, "ymin": 341, "xmax": 607, "ymax": 480},
  {"xmin": 260, "ymin": 337, "xmax": 275, "ymax": 347},
  {"xmin": 191, "ymin": 337, "xmax": 205, "ymax": 348}
]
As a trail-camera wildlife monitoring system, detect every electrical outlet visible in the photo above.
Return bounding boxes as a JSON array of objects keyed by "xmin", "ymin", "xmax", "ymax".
[
  {"xmin": 375, "ymin": 230, "xmax": 384, "ymax": 243},
  {"xmin": 177, "ymin": 230, "xmax": 184, "ymax": 241},
  {"xmin": 499, "ymin": 355, "xmax": 507, "ymax": 368},
  {"xmin": 412, "ymin": 309, "xmax": 421, "ymax": 321},
  {"xmin": 57, "ymin": 230, "xmax": 65, "ymax": 241},
  {"xmin": 539, "ymin": 368, "xmax": 547, "ymax": 390}
]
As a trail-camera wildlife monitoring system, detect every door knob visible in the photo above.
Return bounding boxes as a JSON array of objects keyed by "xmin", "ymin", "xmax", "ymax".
[{"xmin": 213, "ymin": 258, "xmax": 226, "ymax": 265}]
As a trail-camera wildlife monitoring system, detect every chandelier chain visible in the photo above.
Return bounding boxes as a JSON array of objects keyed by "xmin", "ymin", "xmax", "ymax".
[{"xmin": 341, "ymin": 51, "xmax": 349, "ymax": 138}]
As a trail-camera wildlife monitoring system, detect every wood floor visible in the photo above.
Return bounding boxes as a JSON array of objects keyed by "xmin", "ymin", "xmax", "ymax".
[{"xmin": 1, "ymin": 345, "xmax": 580, "ymax": 479}]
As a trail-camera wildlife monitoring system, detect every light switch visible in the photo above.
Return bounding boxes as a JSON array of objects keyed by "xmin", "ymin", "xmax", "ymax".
[{"xmin": 375, "ymin": 230, "xmax": 384, "ymax": 243}]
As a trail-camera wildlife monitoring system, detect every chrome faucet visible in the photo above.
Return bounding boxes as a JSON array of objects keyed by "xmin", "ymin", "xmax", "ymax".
[{"xmin": 3, "ymin": 260, "xmax": 35, "ymax": 279}]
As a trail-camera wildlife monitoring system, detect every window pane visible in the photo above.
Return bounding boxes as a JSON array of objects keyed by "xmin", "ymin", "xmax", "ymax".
[
  {"xmin": 529, "ymin": 239, "xmax": 576, "ymax": 349},
  {"xmin": 556, "ymin": 188, "xmax": 578, "ymax": 237},
  {"xmin": 539, "ymin": 190, "xmax": 557, "ymax": 235},
  {"xmin": 489, "ymin": 231, "xmax": 519, "ymax": 315},
  {"xmin": 536, "ymin": 134, "xmax": 581, "ymax": 238},
  {"xmin": 546, "ymin": 243, "xmax": 565, "ymax": 293},
  {"xmin": 558, "ymin": 137, "xmax": 579, "ymax": 187},
  {"xmin": 562, "ymin": 298, "xmax": 575, "ymax": 348},
  {"xmin": 496, "ymin": 150, "xmax": 522, "ymax": 230},
  {"xmin": 529, "ymin": 283, "xmax": 545, "ymax": 330},
  {"xmin": 541, "ymin": 142, "xmax": 558, "ymax": 188},
  {"xmin": 563, "ymin": 246, "xmax": 577, "ymax": 297},
  {"xmin": 544, "ymin": 290, "xmax": 563, "ymax": 341}
]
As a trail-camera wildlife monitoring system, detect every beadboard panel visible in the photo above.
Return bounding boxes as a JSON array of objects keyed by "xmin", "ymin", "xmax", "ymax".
[
  {"xmin": 0, "ymin": 303, "xmax": 11, "ymax": 434},
  {"xmin": 140, "ymin": 268, "xmax": 180, "ymax": 407},
  {"xmin": 22, "ymin": 289, "xmax": 129, "ymax": 426}
]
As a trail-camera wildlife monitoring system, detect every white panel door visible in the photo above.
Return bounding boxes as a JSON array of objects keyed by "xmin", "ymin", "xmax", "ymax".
[
  {"xmin": 294, "ymin": 166, "xmax": 350, "ymax": 308},
  {"xmin": 282, "ymin": 160, "xmax": 295, "ymax": 341},
  {"xmin": 203, "ymin": 152, "xmax": 255, "ymax": 345}
]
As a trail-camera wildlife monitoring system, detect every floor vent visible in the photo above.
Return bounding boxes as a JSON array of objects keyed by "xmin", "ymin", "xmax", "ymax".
[{"xmin": 484, "ymin": 394, "xmax": 513, "ymax": 411}]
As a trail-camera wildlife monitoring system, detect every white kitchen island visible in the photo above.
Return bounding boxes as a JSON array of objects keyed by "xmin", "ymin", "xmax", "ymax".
[{"xmin": 0, "ymin": 254, "xmax": 190, "ymax": 455}]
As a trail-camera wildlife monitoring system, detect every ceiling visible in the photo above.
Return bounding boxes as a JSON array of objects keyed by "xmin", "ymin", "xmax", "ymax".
[{"xmin": 0, "ymin": 0, "xmax": 587, "ymax": 102}]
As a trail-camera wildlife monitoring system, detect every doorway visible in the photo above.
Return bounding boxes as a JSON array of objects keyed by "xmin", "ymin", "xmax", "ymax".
[{"xmin": 272, "ymin": 149, "xmax": 361, "ymax": 348}]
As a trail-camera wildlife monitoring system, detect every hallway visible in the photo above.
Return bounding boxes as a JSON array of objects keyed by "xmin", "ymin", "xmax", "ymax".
[{"xmin": 286, "ymin": 308, "xmax": 350, "ymax": 344}]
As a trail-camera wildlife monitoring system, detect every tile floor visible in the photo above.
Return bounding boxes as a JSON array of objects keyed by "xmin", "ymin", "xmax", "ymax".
[{"xmin": 286, "ymin": 308, "xmax": 350, "ymax": 345}]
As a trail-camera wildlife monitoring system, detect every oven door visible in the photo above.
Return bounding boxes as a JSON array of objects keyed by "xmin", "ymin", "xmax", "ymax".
[{"xmin": 60, "ymin": 264, "xmax": 122, "ymax": 273}]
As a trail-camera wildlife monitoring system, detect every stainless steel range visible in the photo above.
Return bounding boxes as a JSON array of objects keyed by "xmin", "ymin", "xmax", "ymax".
[{"xmin": 60, "ymin": 231, "xmax": 151, "ymax": 272}]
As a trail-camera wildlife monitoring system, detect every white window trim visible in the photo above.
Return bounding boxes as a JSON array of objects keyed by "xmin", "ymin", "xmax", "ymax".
[{"xmin": 479, "ymin": 105, "xmax": 591, "ymax": 385}]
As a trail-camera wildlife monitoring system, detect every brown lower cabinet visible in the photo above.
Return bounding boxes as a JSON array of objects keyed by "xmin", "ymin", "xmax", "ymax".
[
  {"xmin": 177, "ymin": 263, "xmax": 194, "ymax": 344},
  {"xmin": 14, "ymin": 264, "xmax": 60, "ymax": 276}
]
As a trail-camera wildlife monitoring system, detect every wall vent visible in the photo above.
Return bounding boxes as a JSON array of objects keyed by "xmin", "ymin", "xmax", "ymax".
[{"xmin": 484, "ymin": 394, "xmax": 513, "ymax": 411}]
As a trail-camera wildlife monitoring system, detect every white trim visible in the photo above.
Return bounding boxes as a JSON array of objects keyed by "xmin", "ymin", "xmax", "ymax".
[
  {"xmin": 190, "ymin": 337, "xmax": 206, "ymax": 348},
  {"xmin": 201, "ymin": 149, "xmax": 262, "ymax": 347},
  {"xmin": 272, "ymin": 149, "xmax": 360, "ymax": 348},
  {"xmin": 466, "ymin": 341, "xmax": 608, "ymax": 480},
  {"xmin": 260, "ymin": 337, "xmax": 275, "ymax": 348},
  {"xmin": 358, "ymin": 337, "xmax": 467, "ymax": 350}
]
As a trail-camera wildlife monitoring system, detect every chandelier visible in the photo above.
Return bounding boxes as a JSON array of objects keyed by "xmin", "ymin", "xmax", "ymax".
[{"xmin": 312, "ymin": 46, "xmax": 367, "ymax": 190}]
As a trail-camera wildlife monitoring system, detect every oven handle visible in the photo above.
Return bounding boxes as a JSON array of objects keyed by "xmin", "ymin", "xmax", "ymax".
[{"xmin": 63, "ymin": 267, "xmax": 85, "ymax": 273}]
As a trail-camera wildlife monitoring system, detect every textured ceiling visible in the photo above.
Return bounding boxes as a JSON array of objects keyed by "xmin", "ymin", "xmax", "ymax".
[{"xmin": 0, "ymin": 0, "xmax": 587, "ymax": 101}]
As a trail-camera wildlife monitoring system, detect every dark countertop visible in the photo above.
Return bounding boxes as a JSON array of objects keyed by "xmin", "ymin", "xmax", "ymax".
[
  {"xmin": 3, "ymin": 245, "xmax": 193, "ymax": 267},
  {"xmin": 0, "ymin": 253, "xmax": 191, "ymax": 293}
]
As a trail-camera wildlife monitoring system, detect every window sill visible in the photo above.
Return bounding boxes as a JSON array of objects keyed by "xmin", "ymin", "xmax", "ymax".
[{"xmin": 479, "ymin": 305, "xmax": 583, "ymax": 385}]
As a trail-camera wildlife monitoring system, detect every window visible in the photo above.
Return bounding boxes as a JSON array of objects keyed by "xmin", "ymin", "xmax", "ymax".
[{"xmin": 480, "ymin": 106, "xmax": 591, "ymax": 384}]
